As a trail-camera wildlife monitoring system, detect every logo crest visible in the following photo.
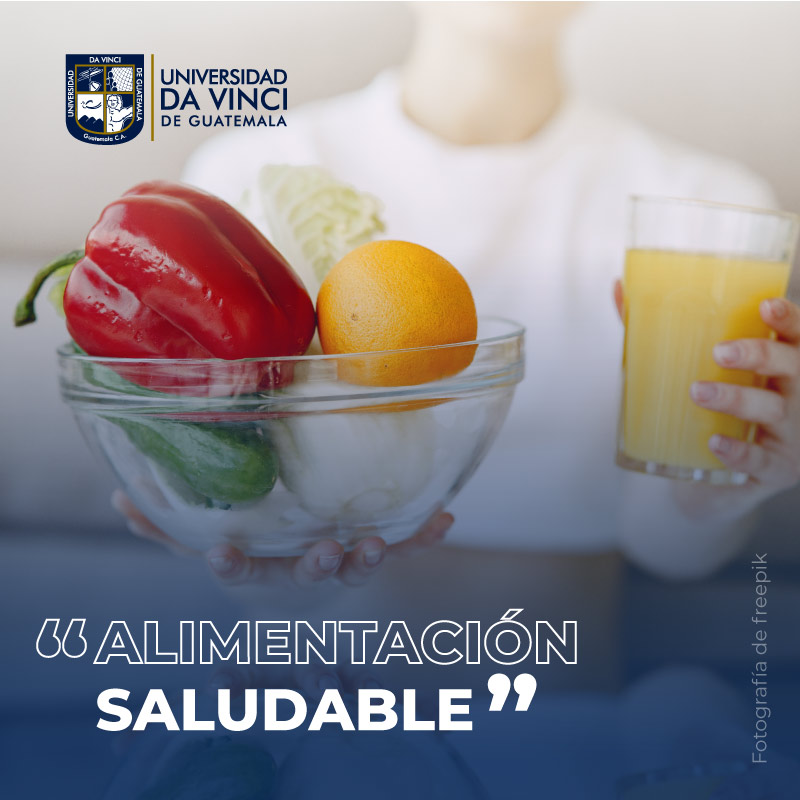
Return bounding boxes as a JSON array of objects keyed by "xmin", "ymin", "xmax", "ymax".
[{"xmin": 66, "ymin": 54, "xmax": 144, "ymax": 144}]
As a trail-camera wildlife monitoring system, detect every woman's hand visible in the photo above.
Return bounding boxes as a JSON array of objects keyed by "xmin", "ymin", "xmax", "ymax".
[
  {"xmin": 112, "ymin": 490, "xmax": 454, "ymax": 589},
  {"xmin": 614, "ymin": 281, "xmax": 800, "ymax": 504},
  {"xmin": 691, "ymin": 296, "xmax": 800, "ymax": 491}
]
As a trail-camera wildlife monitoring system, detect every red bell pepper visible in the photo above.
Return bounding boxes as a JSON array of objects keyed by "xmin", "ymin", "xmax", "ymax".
[{"xmin": 15, "ymin": 180, "xmax": 315, "ymax": 365}]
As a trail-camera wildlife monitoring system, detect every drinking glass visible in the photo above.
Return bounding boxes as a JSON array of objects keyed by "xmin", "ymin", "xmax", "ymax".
[{"xmin": 616, "ymin": 197, "xmax": 799, "ymax": 485}]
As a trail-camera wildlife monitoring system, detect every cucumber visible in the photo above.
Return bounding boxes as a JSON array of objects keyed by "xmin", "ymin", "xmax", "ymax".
[
  {"xmin": 112, "ymin": 416, "xmax": 278, "ymax": 506},
  {"xmin": 74, "ymin": 351, "xmax": 278, "ymax": 506}
]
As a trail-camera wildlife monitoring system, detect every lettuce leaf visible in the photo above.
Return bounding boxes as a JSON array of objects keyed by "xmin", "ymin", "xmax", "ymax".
[{"xmin": 239, "ymin": 165, "xmax": 385, "ymax": 297}]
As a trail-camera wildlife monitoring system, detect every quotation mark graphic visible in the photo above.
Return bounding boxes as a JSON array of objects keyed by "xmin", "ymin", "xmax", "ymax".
[
  {"xmin": 36, "ymin": 618, "xmax": 87, "ymax": 659},
  {"xmin": 487, "ymin": 673, "xmax": 537, "ymax": 711}
]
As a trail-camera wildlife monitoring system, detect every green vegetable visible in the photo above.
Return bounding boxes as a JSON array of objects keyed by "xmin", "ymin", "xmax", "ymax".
[
  {"xmin": 137, "ymin": 736, "xmax": 277, "ymax": 800},
  {"xmin": 77, "ymin": 355, "xmax": 277, "ymax": 506},
  {"xmin": 112, "ymin": 416, "xmax": 277, "ymax": 506},
  {"xmin": 239, "ymin": 165, "xmax": 385, "ymax": 296},
  {"xmin": 46, "ymin": 264, "xmax": 76, "ymax": 318}
]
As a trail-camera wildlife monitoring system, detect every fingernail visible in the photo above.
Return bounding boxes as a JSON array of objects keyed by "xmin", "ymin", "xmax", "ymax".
[
  {"xmin": 208, "ymin": 554, "xmax": 236, "ymax": 575},
  {"xmin": 709, "ymin": 434, "xmax": 731, "ymax": 455},
  {"xmin": 127, "ymin": 520, "xmax": 149, "ymax": 539},
  {"xmin": 713, "ymin": 342, "xmax": 740, "ymax": 366},
  {"xmin": 317, "ymin": 673, "xmax": 340, "ymax": 692},
  {"xmin": 363, "ymin": 546, "xmax": 384, "ymax": 567},
  {"xmin": 764, "ymin": 298, "xmax": 787, "ymax": 319},
  {"xmin": 111, "ymin": 490, "xmax": 126, "ymax": 514},
  {"xmin": 433, "ymin": 515, "xmax": 455, "ymax": 539},
  {"xmin": 318, "ymin": 553, "xmax": 343, "ymax": 573},
  {"xmin": 691, "ymin": 382, "xmax": 718, "ymax": 403}
]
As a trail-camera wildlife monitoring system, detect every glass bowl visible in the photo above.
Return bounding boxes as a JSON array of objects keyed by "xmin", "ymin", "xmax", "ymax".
[{"xmin": 58, "ymin": 317, "xmax": 524, "ymax": 556}]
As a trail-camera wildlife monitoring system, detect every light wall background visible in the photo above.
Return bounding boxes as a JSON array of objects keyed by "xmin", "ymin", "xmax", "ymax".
[{"xmin": 1, "ymin": 1, "xmax": 799, "ymax": 259}]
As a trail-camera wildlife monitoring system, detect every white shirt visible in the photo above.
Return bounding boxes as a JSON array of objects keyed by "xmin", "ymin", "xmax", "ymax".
[{"xmin": 184, "ymin": 71, "xmax": 776, "ymax": 552}]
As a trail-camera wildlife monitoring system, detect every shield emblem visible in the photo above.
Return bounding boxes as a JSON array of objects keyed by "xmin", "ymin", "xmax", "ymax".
[{"xmin": 66, "ymin": 54, "xmax": 144, "ymax": 144}]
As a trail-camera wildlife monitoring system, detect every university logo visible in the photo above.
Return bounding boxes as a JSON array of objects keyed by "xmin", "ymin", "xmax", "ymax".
[{"xmin": 66, "ymin": 54, "xmax": 145, "ymax": 145}]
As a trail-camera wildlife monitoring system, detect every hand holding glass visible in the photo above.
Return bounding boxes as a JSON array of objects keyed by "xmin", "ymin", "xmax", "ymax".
[{"xmin": 617, "ymin": 197, "xmax": 799, "ymax": 485}]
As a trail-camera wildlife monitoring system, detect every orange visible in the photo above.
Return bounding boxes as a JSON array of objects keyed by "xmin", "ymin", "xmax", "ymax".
[{"xmin": 317, "ymin": 241, "xmax": 478, "ymax": 387}]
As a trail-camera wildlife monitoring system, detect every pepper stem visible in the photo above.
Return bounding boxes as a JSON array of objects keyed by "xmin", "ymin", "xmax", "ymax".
[{"xmin": 14, "ymin": 249, "xmax": 84, "ymax": 327}]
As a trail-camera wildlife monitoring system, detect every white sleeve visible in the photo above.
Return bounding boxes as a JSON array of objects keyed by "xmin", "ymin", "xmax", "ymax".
[
  {"xmin": 181, "ymin": 122, "xmax": 316, "ymax": 206},
  {"xmin": 675, "ymin": 149, "xmax": 778, "ymax": 210}
]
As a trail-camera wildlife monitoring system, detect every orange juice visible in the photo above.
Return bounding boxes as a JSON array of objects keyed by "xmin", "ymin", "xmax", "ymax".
[{"xmin": 620, "ymin": 249, "xmax": 790, "ymax": 474}]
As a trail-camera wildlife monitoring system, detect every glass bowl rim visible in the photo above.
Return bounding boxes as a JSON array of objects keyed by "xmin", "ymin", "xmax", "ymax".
[{"xmin": 57, "ymin": 315, "xmax": 525, "ymax": 365}]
